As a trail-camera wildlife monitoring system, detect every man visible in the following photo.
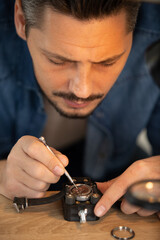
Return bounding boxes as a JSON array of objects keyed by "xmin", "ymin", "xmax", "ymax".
[{"xmin": 0, "ymin": 0, "xmax": 160, "ymax": 218}]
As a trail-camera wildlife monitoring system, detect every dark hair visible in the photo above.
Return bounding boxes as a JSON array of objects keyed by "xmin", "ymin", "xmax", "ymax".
[{"xmin": 21, "ymin": 0, "xmax": 140, "ymax": 36}]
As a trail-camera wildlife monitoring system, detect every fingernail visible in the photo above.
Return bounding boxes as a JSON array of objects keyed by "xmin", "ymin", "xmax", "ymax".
[
  {"xmin": 95, "ymin": 205, "xmax": 106, "ymax": 217},
  {"xmin": 53, "ymin": 166, "xmax": 64, "ymax": 176}
]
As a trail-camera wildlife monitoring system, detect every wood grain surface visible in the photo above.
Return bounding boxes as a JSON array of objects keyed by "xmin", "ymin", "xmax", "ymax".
[{"xmin": 0, "ymin": 192, "xmax": 159, "ymax": 240}]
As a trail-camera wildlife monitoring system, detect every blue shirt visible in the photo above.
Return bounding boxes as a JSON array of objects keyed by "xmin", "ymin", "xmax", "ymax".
[{"xmin": 0, "ymin": 1, "xmax": 160, "ymax": 180}]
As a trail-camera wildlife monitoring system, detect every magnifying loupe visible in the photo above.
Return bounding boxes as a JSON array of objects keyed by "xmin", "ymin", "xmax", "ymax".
[{"xmin": 125, "ymin": 179, "xmax": 160, "ymax": 211}]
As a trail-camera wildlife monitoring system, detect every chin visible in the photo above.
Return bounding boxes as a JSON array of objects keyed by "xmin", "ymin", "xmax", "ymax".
[
  {"xmin": 44, "ymin": 94, "xmax": 101, "ymax": 119},
  {"xmin": 55, "ymin": 106, "xmax": 94, "ymax": 119}
]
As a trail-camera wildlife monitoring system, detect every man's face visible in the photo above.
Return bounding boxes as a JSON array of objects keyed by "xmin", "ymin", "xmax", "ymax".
[{"xmin": 26, "ymin": 8, "xmax": 133, "ymax": 118}]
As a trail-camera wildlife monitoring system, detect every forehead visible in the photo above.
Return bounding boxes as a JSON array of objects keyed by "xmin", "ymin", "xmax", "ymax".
[
  {"xmin": 29, "ymin": 8, "xmax": 131, "ymax": 62},
  {"xmin": 38, "ymin": 8, "xmax": 128, "ymax": 48}
]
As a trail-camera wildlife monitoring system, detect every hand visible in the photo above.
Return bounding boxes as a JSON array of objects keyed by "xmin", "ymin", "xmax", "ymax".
[
  {"xmin": 94, "ymin": 156, "xmax": 160, "ymax": 217},
  {"xmin": 0, "ymin": 136, "xmax": 68, "ymax": 199}
]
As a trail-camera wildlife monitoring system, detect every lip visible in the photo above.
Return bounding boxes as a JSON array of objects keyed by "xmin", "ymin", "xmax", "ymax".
[{"xmin": 64, "ymin": 99, "xmax": 91, "ymax": 109}]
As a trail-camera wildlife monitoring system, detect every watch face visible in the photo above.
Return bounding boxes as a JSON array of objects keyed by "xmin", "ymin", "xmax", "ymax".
[{"xmin": 69, "ymin": 184, "xmax": 93, "ymax": 201}]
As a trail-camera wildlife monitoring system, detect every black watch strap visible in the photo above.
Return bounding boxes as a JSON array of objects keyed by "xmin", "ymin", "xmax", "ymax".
[{"xmin": 13, "ymin": 189, "xmax": 65, "ymax": 213}]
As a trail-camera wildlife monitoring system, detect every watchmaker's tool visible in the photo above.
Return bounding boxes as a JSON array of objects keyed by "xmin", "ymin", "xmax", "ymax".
[{"xmin": 39, "ymin": 136, "xmax": 78, "ymax": 191}]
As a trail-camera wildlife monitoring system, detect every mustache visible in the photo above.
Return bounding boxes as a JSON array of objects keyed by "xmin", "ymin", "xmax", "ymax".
[{"xmin": 52, "ymin": 92, "xmax": 104, "ymax": 102}]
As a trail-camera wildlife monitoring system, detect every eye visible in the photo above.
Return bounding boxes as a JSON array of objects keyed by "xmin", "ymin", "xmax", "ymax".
[
  {"xmin": 48, "ymin": 58, "xmax": 66, "ymax": 65},
  {"xmin": 100, "ymin": 62, "xmax": 115, "ymax": 67},
  {"xmin": 93, "ymin": 61, "xmax": 116, "ymax": 68}
]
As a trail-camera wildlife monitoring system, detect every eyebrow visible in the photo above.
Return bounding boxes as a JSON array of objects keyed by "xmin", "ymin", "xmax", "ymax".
[{"xmin": 41, "ymin": 48, "xmax": 126, "ymax": 64}]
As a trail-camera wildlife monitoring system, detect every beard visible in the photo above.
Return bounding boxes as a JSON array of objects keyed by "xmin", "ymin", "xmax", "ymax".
[{"xmin": 41, "ymin": 90, "xmax": 104, "ymax": 119}]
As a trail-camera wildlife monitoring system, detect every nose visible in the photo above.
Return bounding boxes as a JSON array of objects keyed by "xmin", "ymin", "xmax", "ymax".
[{"xmin": 68, "ymin": 63, "xmax": 93, "ymax": 99}]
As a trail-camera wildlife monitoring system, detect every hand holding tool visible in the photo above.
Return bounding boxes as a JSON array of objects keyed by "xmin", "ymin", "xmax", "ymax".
[{"xmin": 39, "ymin": 136, "xmax": 78, "ymax": 190}]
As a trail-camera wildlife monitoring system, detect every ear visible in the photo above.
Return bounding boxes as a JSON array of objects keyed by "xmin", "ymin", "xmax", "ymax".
[{"xmin": 14, "ymin": 0, "xmax": 26, "ymax": 40}]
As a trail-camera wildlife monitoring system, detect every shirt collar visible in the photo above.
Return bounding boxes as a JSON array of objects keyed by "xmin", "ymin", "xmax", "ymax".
[
  {"xmin": 16, "ymin": 40, "xmax": 40, "ymax": 91},
  {"xmin": 16, "ymin": 40, "xmax": 44, "ymax": 112}
]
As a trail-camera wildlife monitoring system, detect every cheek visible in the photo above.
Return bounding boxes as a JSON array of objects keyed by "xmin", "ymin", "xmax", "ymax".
[
  {"xmin": 100, "ymin": 53, "xmax": 131, "ymax": 93},
  {"xmin": 33, "ymin": 61, "xmax": 69, "ymax": 92},
  {"xmin": 94, "ymin": 65, "xmax": 124, "ymax": 94},
  {"xmin": 98, "ymin": 74, "xmax": 117, "ymax": 95},
  {"xmin": 28, "ymin": 46, "xmax": 68, "ymax": 91}
]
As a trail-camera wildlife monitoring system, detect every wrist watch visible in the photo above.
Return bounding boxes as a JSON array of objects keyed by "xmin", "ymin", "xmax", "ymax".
[{"xmin": 13, "ymin": 177, "xmax": 102, "ymax": 223}]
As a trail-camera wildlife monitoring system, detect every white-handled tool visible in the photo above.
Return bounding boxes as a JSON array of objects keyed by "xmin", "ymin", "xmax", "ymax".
[{"xmin": 39, "ymin": 136, "xmax": 78, "ymax": 190}]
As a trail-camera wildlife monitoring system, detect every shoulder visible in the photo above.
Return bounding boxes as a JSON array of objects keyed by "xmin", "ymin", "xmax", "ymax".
[
  {"xmin": 136, "ymin": 2, "xmax": 160, "ymax": 34},
  {"xmin": 122, "ymin": 3, "xmax": 160, "ymax": 81},
  {"xmin": 0, "ymin": 0, "xmax": 21, "ymax": 81},
  {"xmin": 0, "ymin": 33, "xmax": 22, "ymax": 83},
  {"xmin": 0, "ymin": 0, "xmax": 15, "ymax": 31}
]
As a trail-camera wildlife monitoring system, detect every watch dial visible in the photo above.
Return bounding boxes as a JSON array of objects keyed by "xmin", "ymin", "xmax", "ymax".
[{"xmin": 71, "ymin": 184, "xmax": 92, "ymax": 196}]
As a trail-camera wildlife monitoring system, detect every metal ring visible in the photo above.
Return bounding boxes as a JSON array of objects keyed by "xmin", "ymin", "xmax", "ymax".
[{"xmin": 111, "ymin": 226, "xmax": 135, "ymax": 240}]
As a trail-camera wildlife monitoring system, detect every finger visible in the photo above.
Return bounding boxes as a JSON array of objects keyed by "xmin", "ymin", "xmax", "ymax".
[
  {"xmin": 19, "ymin": 153, "xmax": 61, "ymax": 183},
  {"xmin": 20, "ymin": 136, "xmax": 66, "ymax": 176},
  {"xmin": 16, "ymin": 167, "xmax": 51, "ymax": 192},
  {"xmin": 50, "ymin": 148, "xmax": 69, "ymax": 167},
  {"xmin": 121, "ymin": 199, "xmax": 141, "ymax": 214},
  {"xmin": 94, "ymin": 169, "xmax": 139, "ymax": 217},
  {"xmin": 137, "ymin": 209, "xmax": 157, "ymax": 217},
  {"xmin": 94, "ymin": 178, "xmax": 128, "ymax": 217},
  {"xmin": 8, "ymin": 180, "xmax": 46, "ymax": 200},
  {"xmin": 96, "ymin": 178, "xmax": 117, "ymax": 194},
  {"xmin": 94, "ymin": 161, "xmax": 147, "ymax": 217},
  {"xmin": 17, "ymin": 186, "xmax": 46, "ymax": 199}
]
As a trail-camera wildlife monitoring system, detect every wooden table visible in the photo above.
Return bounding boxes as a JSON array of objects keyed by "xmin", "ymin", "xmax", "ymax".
[{"xmin": 0, "ymin": 193, "xmax": 159, "ymax": 240}]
